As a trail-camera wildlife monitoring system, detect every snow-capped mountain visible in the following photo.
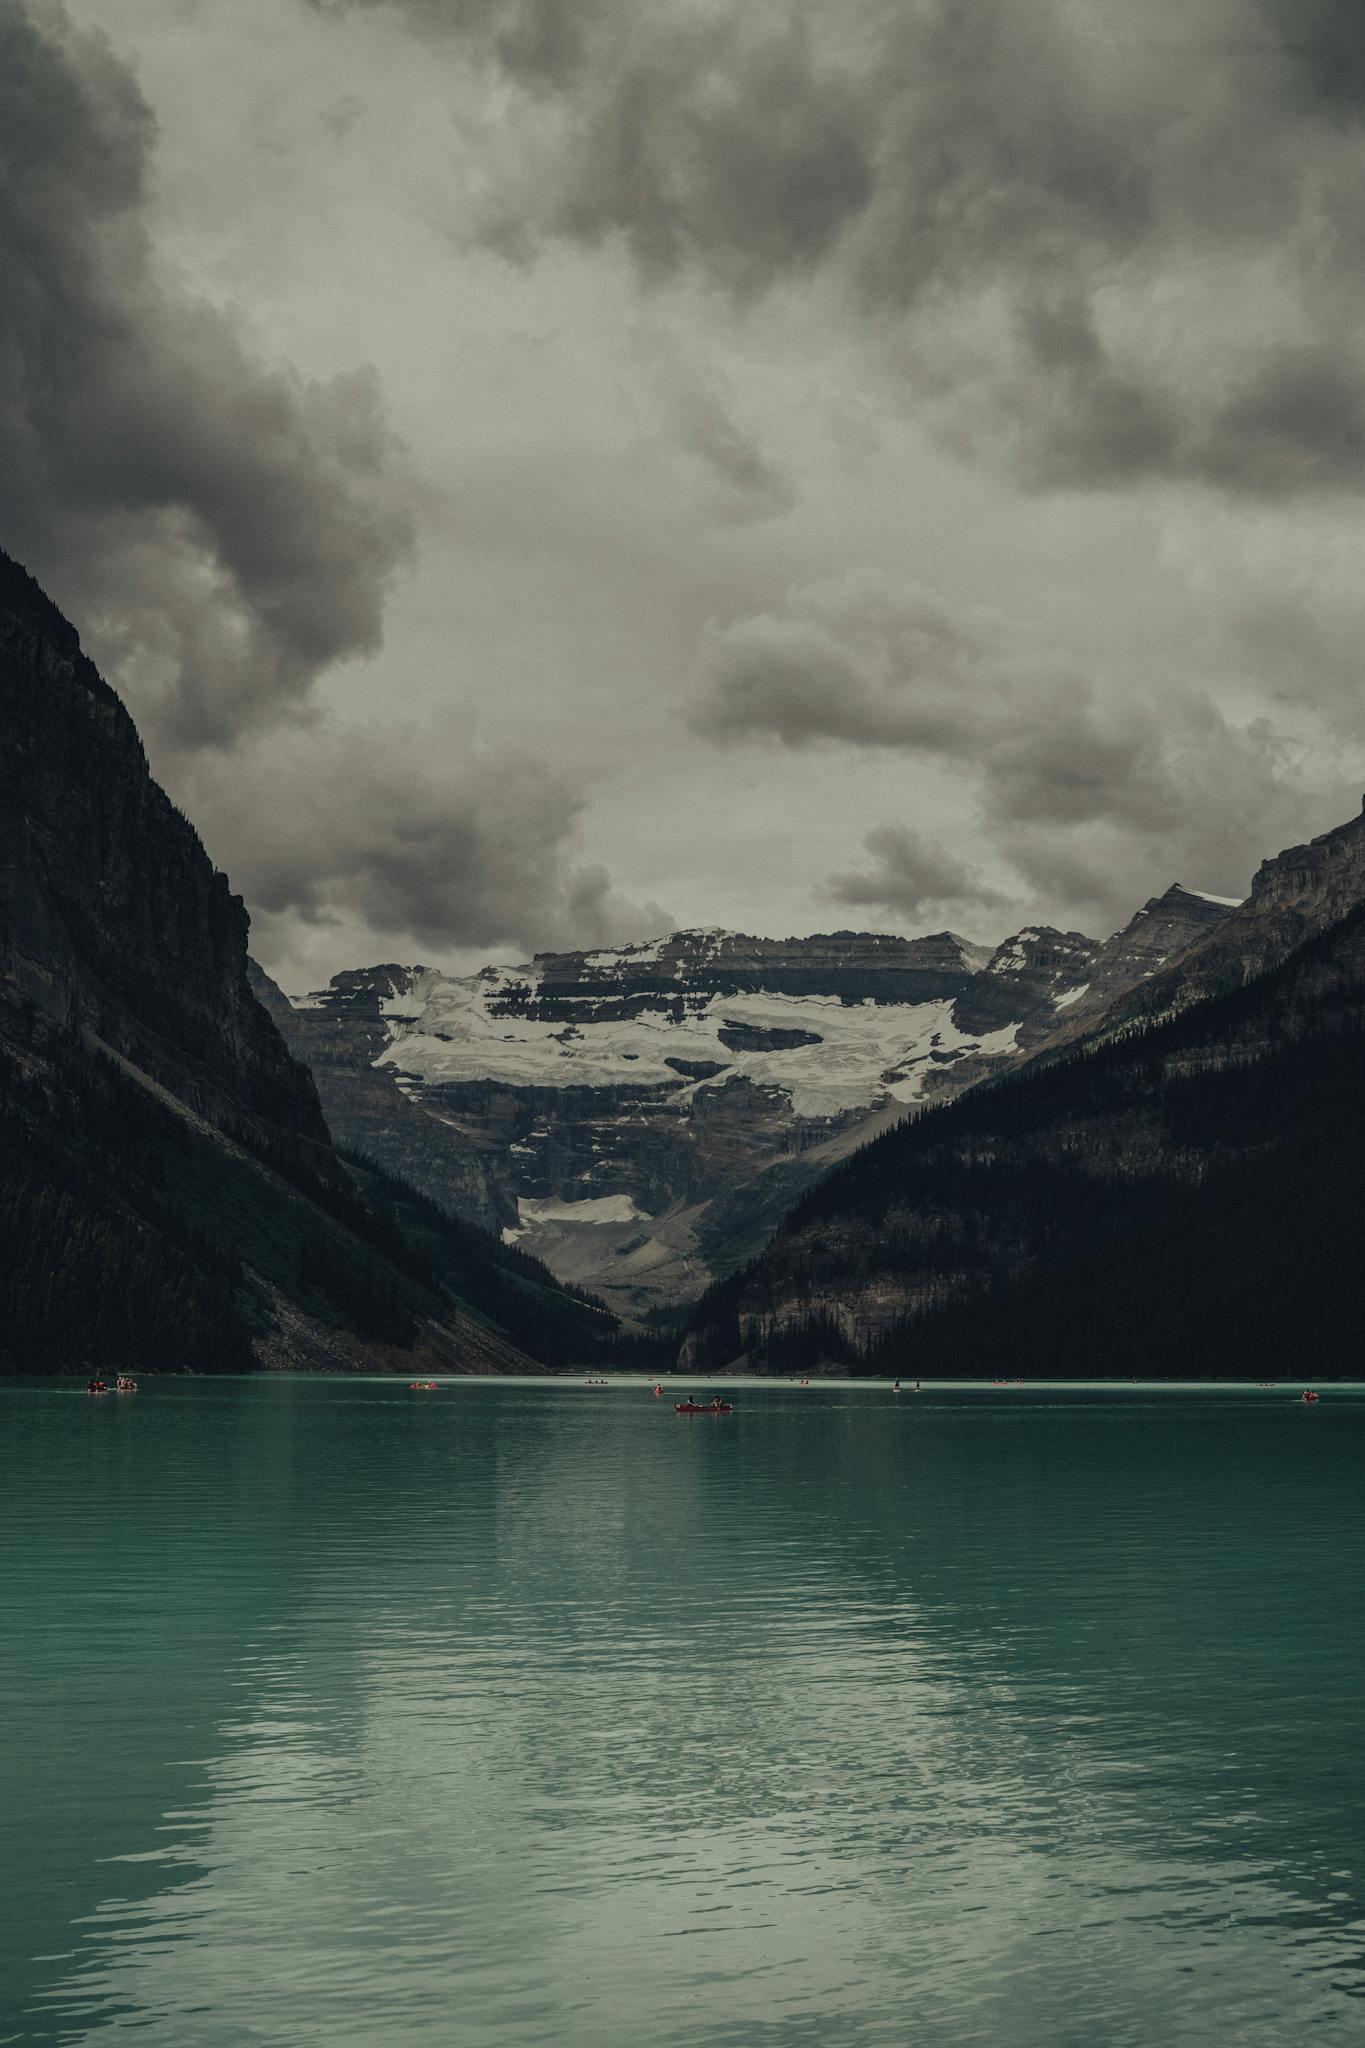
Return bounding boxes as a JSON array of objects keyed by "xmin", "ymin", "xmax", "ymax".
[{"xmin": 261, "ymin": 906, "xmax": 1235, "ymax": 1319}]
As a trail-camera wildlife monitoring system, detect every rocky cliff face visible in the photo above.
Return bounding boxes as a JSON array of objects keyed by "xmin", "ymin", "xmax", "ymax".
[
  {"xmin": 266, "ymin": 924, "xmax": 1115, "ymax": 1317},
  {"xmin": 0, "ymin": 546, "xmax": 571, "ymax": 1376},
  {"xmin": 1072, "ymin": 884, "xmax": 1239, "ymax": 1010},
  {"xmin": 521, "ymin": 928, "xmax": 995, "ymax": 1012},
  {"xmin": 949, "ymin": 926, "xmax": 1098, "ymax": 1036},
  {"xmin": 254, "ymin": 963, "xmax": 516, "ymax": 1235},
  {"xmin": 0, "ymin": 548, "xmax": 335, "ymax": 1179},
  {"xmin": 928, "ymin": 888, "xmax": 1237, "ymax": 1097},
  {"xmin": 1069, "ymin": 805, "xmax": 1365, "ymax": 1041}
]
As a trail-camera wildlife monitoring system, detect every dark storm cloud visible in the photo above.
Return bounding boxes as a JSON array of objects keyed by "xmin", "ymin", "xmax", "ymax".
[
  {"xmin": 692, "ymin": 567, "xmax": 1339, "ymax": 933},
  {"xmin": 308, "ymin": 0, "xmax": 1365, "ymax": 498},
  {"xmin": 1197, "ymin": 349, "xmax": 1365, "ymax": 495},
  {"xmin": 197, "ymin": 726, "xmax": 673, "ymax": 960},
  {"xmin": 985, "ymin": 718, "xmax": 1181, "ymax": 833},
  {"xmin": 308, "ymin": 0, "xmax": 875, "ymax": 291},
  {"xmin": 692, "ymin": 572, "xmax": 1180, "ymax": 833},
  {"xmin": 983, "ymin": 711, "xmax": 1355, "ymax": 935},
  {"xmin": 0, "ymin": 2, "xmax": 415, "ymax": 748},
  {"xmin": 692, "ymin": 614, "xmax": 976, "ymax": 752},
  {"xmin": 825, "ymin": 827, "xmax": 1008, "ymax": 927},
  {"xmin": 1262, "ymin": 0, "xmax": 1365, "ymax": 112},
  {"xmin": 692, "ymin": 576, "xmax": 991, "ymax": 753}
]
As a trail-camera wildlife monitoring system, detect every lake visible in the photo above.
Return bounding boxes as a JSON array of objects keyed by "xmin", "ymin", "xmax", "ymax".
[{"xmin": 2, "ymin": 1377, "xmax": 1363, "ymax": 2045}]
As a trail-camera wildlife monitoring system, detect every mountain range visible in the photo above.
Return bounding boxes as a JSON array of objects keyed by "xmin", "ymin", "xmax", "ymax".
[
  {"xmin": 8, "ymin": 534, "xmax": 1365, "ymax": 1381},
  {"xmin": 682, "ymin": 800, "xmax": 1365, "ymax": 1377},
  {"xmin": 261, "ymin": 889, "xmax": 1239, "ymax": 1318}
]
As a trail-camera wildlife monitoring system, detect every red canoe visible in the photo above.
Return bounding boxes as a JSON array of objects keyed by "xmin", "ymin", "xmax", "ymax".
[{"xmin": 675, "ymin": 1400, "xmax": 734, "ymax": 1415}]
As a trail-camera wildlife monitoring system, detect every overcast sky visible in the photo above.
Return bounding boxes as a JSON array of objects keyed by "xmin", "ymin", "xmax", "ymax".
[{"xmin": 8, "ymin": 0, "xmax": 1365, "ymax": 990}]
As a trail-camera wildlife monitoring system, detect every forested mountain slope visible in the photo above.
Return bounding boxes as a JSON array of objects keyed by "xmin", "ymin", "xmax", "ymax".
[
  {"xmin": 682, "ymin": 892, "xmax": 1365, "ymax": 1379},
  {"xmin": 263, "ymin": 899, "xmax": 1236, "ymax": 1319},
  {"xmin": 0, "ymin": 546, "xmax": 616, "ymax": 1375}
]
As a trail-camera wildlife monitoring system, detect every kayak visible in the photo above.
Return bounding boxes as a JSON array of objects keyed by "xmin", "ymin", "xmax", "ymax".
[{"xmin": 675, "ymin": 1400, "xmax": 734, "ymax": 1415}]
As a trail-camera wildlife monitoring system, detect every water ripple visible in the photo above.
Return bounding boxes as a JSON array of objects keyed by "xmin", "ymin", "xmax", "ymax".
[{"xmin": 2, "ymin": 1378, "xmax": 1363, "ymax": 2045}]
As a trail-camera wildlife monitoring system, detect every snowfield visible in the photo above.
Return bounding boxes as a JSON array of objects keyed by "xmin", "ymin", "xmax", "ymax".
[{"xmin": 373, "ymin": 964, "xmax": 1022, "ymax": 1120}]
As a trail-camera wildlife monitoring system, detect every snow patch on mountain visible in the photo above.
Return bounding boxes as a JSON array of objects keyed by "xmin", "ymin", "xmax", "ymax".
[
  {"xmin": 520, "ymin": 1193, "xmax": 648, "ymax": 1228},
  {"xmin": 374, "ymin": 976, "xmax": 1021, "ymax": 1119}
]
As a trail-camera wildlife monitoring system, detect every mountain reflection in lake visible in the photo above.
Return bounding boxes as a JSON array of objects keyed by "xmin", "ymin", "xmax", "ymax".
[{"xmin": 2, "ymin": 1378, "xmax": 1363, "ymax": 2047}]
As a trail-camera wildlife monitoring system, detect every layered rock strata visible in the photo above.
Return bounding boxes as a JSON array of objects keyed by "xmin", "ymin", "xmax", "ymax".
[{"xmin": 267, "ymin": 926, "xmax": 1108, "ymax": 1316}]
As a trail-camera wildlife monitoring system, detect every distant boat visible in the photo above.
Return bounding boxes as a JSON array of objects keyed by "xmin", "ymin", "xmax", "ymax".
[{"xmin": 1302, "ymin": 1389, "xmax": 1320, "ymax": 1404}]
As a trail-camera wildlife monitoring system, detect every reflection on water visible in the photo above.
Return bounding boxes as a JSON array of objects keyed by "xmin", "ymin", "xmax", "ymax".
[{"xmin": 2, "ymin": 1379, "xmax": 1363, "ymax": 2045}]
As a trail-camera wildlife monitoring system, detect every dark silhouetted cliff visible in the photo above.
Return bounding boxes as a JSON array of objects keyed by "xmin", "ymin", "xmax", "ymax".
[{"xmin": 0, "ymin": 547, "xmax": 615, "ymax": 1375}]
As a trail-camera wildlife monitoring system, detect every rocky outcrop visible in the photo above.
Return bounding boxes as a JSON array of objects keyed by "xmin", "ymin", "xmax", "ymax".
[
  {"xmin": 950, "ymin": 926, "xmax": 1098, "ymax": 1036},
  {"xmin": 513, "ymin": 928, "xmax": 992, "ymax": 1016},
  {"xmin": 1074, "ymin": 807, "xmax": 1365, "ymax": 1040},
  {"xmin": 0, "ymin": 548, "xmax": 335, "ymax": 1182}
]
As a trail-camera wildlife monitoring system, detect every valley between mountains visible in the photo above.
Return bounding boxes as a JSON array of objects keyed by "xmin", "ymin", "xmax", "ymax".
[
  {"xmin": 7, "ymin": 537, "xmax": 1365, "ymax": 1379},
  {"xmin": 255, "ymin": 888, "xmax": 1237, "ymax": 1320}
]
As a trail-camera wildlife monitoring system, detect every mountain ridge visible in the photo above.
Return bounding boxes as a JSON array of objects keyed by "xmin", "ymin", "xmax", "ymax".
[
  {"xmin": 680, "ymin": 805, "xmax": 1365, "ymax": 1376},
  {"xmin": 0, "ymin": 545, "xmax": 615, "ymax": 1375},
  {"xmin": 262, "ymin": 889, "xmax": 1236, "ymax": 1318}
]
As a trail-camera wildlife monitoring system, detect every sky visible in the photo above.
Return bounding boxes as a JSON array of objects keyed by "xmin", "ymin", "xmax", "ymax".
[{"xmin": 7, "ymin": 0, "xmax": 1365, "ymax": 992}]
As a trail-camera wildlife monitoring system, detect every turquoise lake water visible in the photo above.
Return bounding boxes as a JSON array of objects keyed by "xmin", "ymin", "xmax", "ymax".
[{"xmin": 1, "ymin": 1377, "xmax": 1363, "ymax": 2046}]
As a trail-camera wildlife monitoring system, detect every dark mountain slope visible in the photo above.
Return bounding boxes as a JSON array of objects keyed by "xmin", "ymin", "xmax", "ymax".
[
  {"xmin": 682, "ymin": 892, "xmax": 1365, "ymax": 1378},
  {"xmin": 0, "ymin": 549, "xmax": 334, "ymax": 1175},
  {"xmin": 263, "ymin": 895, "xmax": 1252, "ymax": 1321},
  {"xmin": 1036, "ymin": 804, "xmax": 1365, "ymax": 1059},
  {"xmin": 248, "ymin": 960, "xmax": 512, "ymax": 1235},
  {"xmin": 0, "ymin": 546, "xmax": 615, "ymax": 1374}
]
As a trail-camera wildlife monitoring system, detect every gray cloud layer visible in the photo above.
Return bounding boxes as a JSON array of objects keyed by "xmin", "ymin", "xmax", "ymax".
[
  {"xmin": 13, "ymin": 0, "xmax": 1365, "ymax": 973},
  {"xmin": 5, "ymin": 1, "xmax": 676, "ymax": 968},
  {"xmin": 826, "ymin": 825, "xmax": 1009, "ymax": 929},
  {"xmin": 307, "ymin": 0, "xmax": 1365, "ymax": 499},
  {"xmin": 693, "ymin": 571, "xmax": 1180, "ymax": 835},
  {"xmin": 183, "ymin": 723, "xmax": 673, "ymax": 973},
  {"xmin": 691, "ymin": 566, "xmax": 1355, "ymax": 930},
  {"xmin": 636, "ymin": 332, "xmax": 797, "ymax": 525},
  {"xmin": 1, "ymin": 1, "xmax": 415, "ymax": 748}
]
